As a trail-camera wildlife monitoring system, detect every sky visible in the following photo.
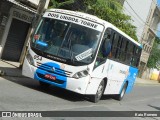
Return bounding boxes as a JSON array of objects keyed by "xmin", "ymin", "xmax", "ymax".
[{"xmin": 158, "ymin": 0, "xmax": 160, "ymax": 6}]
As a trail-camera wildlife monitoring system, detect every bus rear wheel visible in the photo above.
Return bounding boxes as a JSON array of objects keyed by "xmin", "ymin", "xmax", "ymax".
[
  {"xmin": 90, "ymin": 80, "xmax": 105, "ymax": 103},
  {"xmin": 115, "ymin": 82, "xmax": 127, "ymax": 101}
]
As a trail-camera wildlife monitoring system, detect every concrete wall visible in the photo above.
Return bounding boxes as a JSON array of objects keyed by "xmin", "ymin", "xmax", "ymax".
[
  {"xmin": 27, "ymin": 0, "xmax": 50, "ymax": 9},
  {"xmin": 0, "ymin": 1, "xmax": 12, "ymax": 54},
  {"xmin": 27, "ymin": 0, "xmax": 39, "ymax": 5}
]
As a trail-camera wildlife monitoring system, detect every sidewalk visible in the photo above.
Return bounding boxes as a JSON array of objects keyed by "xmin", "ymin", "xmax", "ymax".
[
  {"xmin": 0, "ymin": 60, "xmax": 159, "ymax": 85},
  {"xmin": 135, "ymin": 77, "xmax": 159, "ymax": 85},
  {"xmin": 0, "ymin": 60, "xmax": 23, "ymax": 77}
]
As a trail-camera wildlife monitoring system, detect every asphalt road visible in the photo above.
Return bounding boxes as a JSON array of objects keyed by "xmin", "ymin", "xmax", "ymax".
[{"xmin": 0, "ymin": 76, "xmax": 160, "ymax": 120}]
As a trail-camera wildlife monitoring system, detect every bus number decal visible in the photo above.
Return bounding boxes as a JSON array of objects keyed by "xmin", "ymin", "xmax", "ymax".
[{"xmin": 34, "ymin": 55, "xmax": 42, "ymax": 61}]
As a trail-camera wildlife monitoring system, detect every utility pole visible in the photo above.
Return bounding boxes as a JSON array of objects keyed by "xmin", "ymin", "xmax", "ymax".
[
  {"xmin": 20, "ymin": 0, "xmax": 50, "ymax": 67},
  {"xmin": 33, "ymin": 0, "xmax": 48, "ymax": 28}
]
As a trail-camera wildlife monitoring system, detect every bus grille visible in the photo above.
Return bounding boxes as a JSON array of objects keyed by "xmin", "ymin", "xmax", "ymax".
[{"xmin": 36, "ymin": 62, "xmax": 72, "ymax": 77}]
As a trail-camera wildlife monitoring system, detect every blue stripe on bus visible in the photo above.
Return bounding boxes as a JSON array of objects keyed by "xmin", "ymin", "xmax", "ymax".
[
  {"xmin": 34, "ymin": 62, "xmax": 67, "ymax": 88},
  {"xmin": 119, "ymin": 66, "xmax": 138, "ymax": 94}
]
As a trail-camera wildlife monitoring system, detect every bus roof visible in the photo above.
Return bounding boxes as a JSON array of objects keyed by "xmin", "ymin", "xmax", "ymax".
[{"xmin": 46, "ymin": 9, "xmax": 141, "ymax": 47}]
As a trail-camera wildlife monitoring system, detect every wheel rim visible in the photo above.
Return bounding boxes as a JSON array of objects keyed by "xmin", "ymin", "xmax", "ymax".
[
  {"xmin": 97, "ymin": 83, "xmax": 104, "ymax": 98},
  {"xmin": 120, "ymin": 84, "xmax": 126, "ymax": 98}
]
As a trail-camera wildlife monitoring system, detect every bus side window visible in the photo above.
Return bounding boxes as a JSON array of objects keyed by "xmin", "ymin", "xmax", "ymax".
[
  {"xmin": 131, "ymin": 46, "xmax": 141, "ymax": 67},
  {"xmin": 102, "ymin": 28, "xmax": 112, "ymax": 57},
  {"xmin": 126, "ymin": 42, "xmax": 134, "ymax": 65},
  {"xmin": 119, "ymin": 38, "xmax": 127, "ymax": 62},
  {"xmin": 137, "ymin": 48, "xmax": 142, "ymax": 66},
  {"xmin": 111, "ymin": 32, "xmax": 118, "ymax": 59},
  {"xmin": 115, "ymin": 35, "xmax": 122, "ymax": 60},
  {"xmin": 124, "ymin": 41, "xmax": 131, "ymax": 65},
  {"xmin": 95, "ymin": 29, "xmax": 112, "ymax": 68}
]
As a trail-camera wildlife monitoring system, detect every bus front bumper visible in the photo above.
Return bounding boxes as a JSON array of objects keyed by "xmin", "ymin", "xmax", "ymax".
[{"xmin": 22, "ymin": 58, "xmax": 91, "ymax": 95}]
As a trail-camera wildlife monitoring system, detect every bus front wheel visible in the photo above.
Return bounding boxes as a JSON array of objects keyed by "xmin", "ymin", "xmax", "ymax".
[
  {"xmin": 115, "ymin": 82, "xmax": 127, "ymax": 101},
  {"xmin": 90, "ymin": 80, "xmax": 105, "ymax": 103}
]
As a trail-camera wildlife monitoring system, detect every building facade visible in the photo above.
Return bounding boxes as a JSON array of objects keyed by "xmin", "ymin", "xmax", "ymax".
[
  {"xmin": 140, "ymin": 5, "xmax": 160, "ymax": 77},
  {"xmin": 0, "ymin": 0, "xmax": 49, "ymax": 65},
  {"xmin": 123, "ymin": 0, "xmax": 160, "ymax": 77}
]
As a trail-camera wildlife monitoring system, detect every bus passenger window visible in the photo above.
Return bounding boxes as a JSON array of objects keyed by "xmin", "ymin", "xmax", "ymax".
[
  {"xmin": 115, "ymin": 35, "xmax": 122, "ymax": 60},
  {"xmin": 118, "ymin": 39, "xmax": 125, "ymax": 61},
  {"xmin": 95, "ymin": 29, "xmax": 112, "ymax": 68},
  {"xmin": 102, "ymin": 29, "xmax": 112, "ymax": 58},
  {"xmin": 111, "ymin": 33, "xmax": 118, "ymax": 59}
]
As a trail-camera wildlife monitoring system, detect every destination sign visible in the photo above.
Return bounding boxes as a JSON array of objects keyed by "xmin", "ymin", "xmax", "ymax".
[{"xmin": 43, "ymin": 12, "xmax": 104, "ymax": 32}]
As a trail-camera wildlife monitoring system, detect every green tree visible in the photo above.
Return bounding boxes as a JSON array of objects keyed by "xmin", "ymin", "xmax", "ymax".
[
  {"xmin": 49, "ymin": 0, "xmax": 75, "ymax": 8},
  {"xmin": 147, "ymin": 37, "xmax": 160, "ymax": 69},
  {"xmin": 49, "ymin": 0, "xmax": 138, "ymax": 41}
]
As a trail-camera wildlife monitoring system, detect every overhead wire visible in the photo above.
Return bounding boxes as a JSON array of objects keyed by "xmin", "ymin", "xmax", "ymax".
[{"xmin": 124, "ymin": 0, "xmax": 160, "ymax": 35}]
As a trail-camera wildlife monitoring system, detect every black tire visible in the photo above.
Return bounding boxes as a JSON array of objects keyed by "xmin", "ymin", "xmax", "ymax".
[
  {"xmin": 115, "ymin": 83, "xmax": 127, "ymax": 101},
  {"xmin": 39, "ymin": 81, "xmax": 50, "ymax": 88},
  {"xmin": 90, "ymin": 80, "xmax": 105, "ymax": 103}
]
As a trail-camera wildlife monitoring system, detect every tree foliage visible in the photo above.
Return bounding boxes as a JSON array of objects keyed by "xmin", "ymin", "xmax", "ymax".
[
  {"xmin": 147, "ymin": 37, "xmax": 160, "ymax": 69},
  {"xmin": 49, "ymin": 0, "xmax": 138, "ymax": 41},
  {"xmin": 49, "ymin": 0, "xmax": 75, "ymax": 8}
]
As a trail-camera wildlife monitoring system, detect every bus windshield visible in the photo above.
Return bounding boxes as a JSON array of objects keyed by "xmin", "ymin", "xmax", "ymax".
[{"xmin": 31, "ymin": 18, "xmax": 103, "ymax": 65}]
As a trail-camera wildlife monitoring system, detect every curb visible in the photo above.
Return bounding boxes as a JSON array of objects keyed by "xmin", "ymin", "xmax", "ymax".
[
  {"xmin": 2, "ymin": 75, "xmax": 26, "ymax": 78},
  {"xmin": 0, "ymin": 70, "xmax": 26, "ymax": 78},
  {"xmin": 0, "ymin": 70, "xmax": 6, "ymax": 76},
  {"xmin": 0, "ymin": 68, "xmax": 159, "ymax": 84},
  {"xmin": 135, "ymin": 82, "xmax": 160, "ymax": 86}
]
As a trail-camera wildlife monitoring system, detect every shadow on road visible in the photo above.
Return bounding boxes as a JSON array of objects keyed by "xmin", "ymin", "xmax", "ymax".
[
  {"xmin": 2, "ymin": 75, "xmax": 87, "ymax": 102},
  {"xmin": 1, "ymin": 75, "xmax": 114, "ymax": 103},
  {"xmin": 148, "ymin": 105, "xmax": 160, "ymax": 110},
  {"xmin": 101, "ymin": 95, "xmax": 115, "ymax": 100},
  {"xmin": 0, "ymin": 68, "xmax": 22, "ymax": 77}
]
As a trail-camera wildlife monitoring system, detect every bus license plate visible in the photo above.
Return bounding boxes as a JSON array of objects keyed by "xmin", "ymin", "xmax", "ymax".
[{"xmin": 44, "ymin": 74, "xmax": 56, "ymax": 81}]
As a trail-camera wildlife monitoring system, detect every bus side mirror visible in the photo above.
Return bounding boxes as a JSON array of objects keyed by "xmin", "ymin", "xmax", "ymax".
[{"xmin": 102, "ymin": 39, "xmax": 111, "ymax": 57}]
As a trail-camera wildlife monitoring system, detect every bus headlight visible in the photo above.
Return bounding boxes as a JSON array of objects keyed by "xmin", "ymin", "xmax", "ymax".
[
  {"xmin": 26, "ymin": 53, "xmax": 35, "ymax": 66},
  {"xmin": 73, "ymin": 69, "xmax": 89, "ymax": 79}
]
